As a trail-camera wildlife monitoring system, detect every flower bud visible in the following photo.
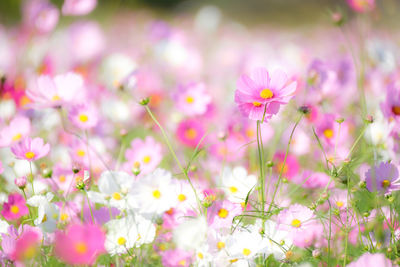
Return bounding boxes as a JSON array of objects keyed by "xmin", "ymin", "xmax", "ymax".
[
  {"xmin": 15, "ymin": 176, "xmax": 27, "ymax": 189},
  {"xmin": 139, "ymin": 97, "xmax": 150, "ymax": 106}
]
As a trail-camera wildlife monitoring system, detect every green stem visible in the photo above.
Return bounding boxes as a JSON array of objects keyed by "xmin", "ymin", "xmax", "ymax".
[
  {"xmin": 29, "ymin": 161, "xmax": 35, "ymax": 195},
  {"xmin": 85, "ymin": 191, "xmax": 95, "ymax": 224}
]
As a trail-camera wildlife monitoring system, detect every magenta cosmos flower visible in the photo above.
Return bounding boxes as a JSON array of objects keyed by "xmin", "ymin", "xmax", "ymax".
[
  {"xmin": 347, "ymin": 0, "xmax": 375, "ymax": 13},
  {"xmin": 176, "ymin": 119, "xmax": 206, "ymax": 148},
  {"xmin": 11, "ymin": 137, "xmax": 50, "ymax": 162},
  {"xmin": 234, "ymin": 68, "xmax": 296, "ymax": 121},
  {"xmin": 381, "ymin": 84, "xmax": 400, "ymax": 124},
  {"xmin": 54, "ymin": 223, "xmax": 106, "ymax": 265},
  {"xmin": 365, "ymin": 162, "xmax": 400, "ymax": 195},
  {"xmin": 12, "ymin": 230, "xmax": 41, "ymax": 262},
  {"xmin": 1, "ymin": 193, "xmax": 29, "ymax": 221}
]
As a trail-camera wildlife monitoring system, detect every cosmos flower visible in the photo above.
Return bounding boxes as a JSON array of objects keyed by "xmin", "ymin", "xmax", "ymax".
[
  {"xmin": 176, "ymin": 119, "xmax": 206, "ymax": 148},
  {"xmin": 11, "ymin": 137, "xmax": 50, "ymax": 162},
  {"xmin": 234, "ymin": 67, "xmax": 296, "ymax": 121},
  {"xmin": 347, "ymin": 0, "xmax": 375, "ymax": 13},
  {"xmin": 23, "ymin": 0, "xmax": 59, "ymax": 34},
  {"xmin": 62, "ymin": 0, "xmax": 97, "ymax": 16},
  {"xmin": 68, "ymin": 103, "xmax": 99, "ymax": 130},
  {"xmin": 0, "ymin": 115, "xmax": 31, "ymax": 148},
  {"xmin": 225, "ymin": 228, "xmax": 265, "ymax": 264},
  {"xmin": 381, "ymin": 84, "xmax": 400, "ymax": 124},
  {"xmin": 1, "ymin": 193, "xmax": 29, "ymax": 221},
  {"xmin": 27, "ymin": 72, "xmax": 84, "ymax": 108},
  {"xmin": 365, "ymin": 162, "xmax": 400, "ymax": 194},
  {"xmin": 54, "ymin": 223, "xmax": 106, "ymax": 265},
  {"xmin": 347, "ymin": 253, "xmax": 394, "ymax": 267},
  {"xmin": 175, "ymin": 83, "xmax": 212, "ymax": 116},
  {"xmin": 277, "ymin": 204, "xmax": 315, "ymax": 238},
  {"xmin": 207, "ymin": 200, "xmax": 242, "ymax": 229},
  {"xmin": 161, "ymin": 249, "xmax": 193, "ymax": 267},
  {"xmin": 220, "ymin": 166, "xmax": 257, "ymax": 203},
  {"xmin": 12, "ymin": 230, "xmax": 41, "ymax": 262}
]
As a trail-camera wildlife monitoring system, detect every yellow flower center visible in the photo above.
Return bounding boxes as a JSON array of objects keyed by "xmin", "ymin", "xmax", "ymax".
[
  {"xmin": 229, "ymin": 186, "xmax": 238, "ymax": 193},
  {"xmin": 197, "ymin": 252, "xmax": 204, "ymax": 259},
  {"xmin": 60, "ymin": 213, "xmax": 69, "ymax": 221},
  {"xmin": 276, "ymin": 162, "xmax": 289, "ymax": 175},
  {"xmin": 382, "ymin": 179, "xmax": 391, "ymax": 188},
  {"xmin": 75, "ymin": 241, "xmax": 88, "ymax": 254},
  {"xmin": 59, "ymin": 175, "xmax": 66, "ymax": 183},
  {"xmin": 323, "ymin": 128, "xmax": 334, "ymax": 139},
  {"xmin": 217, "ymin": 241, "xmax": 225, "ymax": 250},
  {"xmin": 178, "ymin": 194, "xmax": 186, "ymax": 202},
  {"xmin": 10, "ymin": 205, "xmax": 19, "ymax": 214},
  {"xmin": 336, "ymin": 201, "xmax": 344, "ymax": 208},
  {"xmin": 12, "ymin": 133, "xmax": 22, "ymax": 141},
  {"xmin": 142, "ymin": 155, "xmax": 151, "ymax": 164},
  {"xmin": 23, "ymin": 245, "xmax": 37, "ymax": 259},
  {"xmin": 185, "ymin": 96, "xmax": 194, "ymax": 104},
  {"xmin": 133, "ymin": 161, "xmax": 141, "ymax": 169},
  {"xmin": 78, "ymin": 114, "xmax": 88, "ymax": 123},
  {"xmin": 113, "ymin": 192, "xmax": 122, "ymax": 200},
  {"xmin": 253, "ymin": 101, "xmax": 262, "ymax": 107},
  {"xmin": 291, "ymin": 219, "xmax": 301, "ymax": 228},
  {"xmin": 392, "ymin": 106, "xmax": 400, "ymax": 116},
  {"xmin": 184, "ymin": 128, "xmax": 197, "ymax": 140},
  {"xmin": 242, "ymin": 248, "xmax": 251, "ymax": 256},
  {"xmin": 230, "ymin": 259, "xmax": 238, "ymax": 263},
  {"xmin": 52, "ymin": 95, "xmax": 61, "ymax": 101},
  {"xmin": 178, "ymin": 260, "xmax": 186, "ymax": 266},
  {"xmin": 217, "ymin": 208, "xmax": 229, "ymax": 218},
  {"xmin": 245, "ymin": 128, "xmax": 255, "ymax": 138},
  {"xmin": 260, "ymin": 89, "xmax": 274, "ymax": 99},
  {"xmin": 76, "ymin": 149, "xmax": 86, "ymax": 157},
  {"xmin": 25, "ymin": 151, "xmax": 35, "ymax": 159},
  {"xmin": 42, "ymin": 214, "xmax": 47, "ymax": 223},
  {"xmin": 153, "ymin": 189, "xmax": 161, "ymax": 199},
  {"xmin": 117, "ymin": 237, "xmax": 126, "ymax": 246}
]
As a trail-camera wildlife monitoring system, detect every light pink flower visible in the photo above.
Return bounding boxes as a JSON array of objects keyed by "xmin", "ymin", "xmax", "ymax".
[
  {"xmin": 175, "ymin": 83, "xmax": 211, "ymax": 116},
  {"xmin": 207, "ymin": 200, "xmax": 242, "ymax": 229},
  {"xmin": 161, "ymin": 249, "xmax": 193, "ymax": 267},
  {"xmin": 347, "ymin": 253, "xmax": 394, "ymax": 267},
  {"xmin": 124, "ymin": 136, "xmax": 163, "ymax": 175},
  {"xmin": 23, "ymin": 0, "xmax": 59, "ymax": 34},
  {"xmin": 277, "ymin": 204, "xmax": 315, "ymax": 238},
  {"xmin": 347, "ymin": 0, "xmax": 375, "ymax": 13},
  {"xmin": 68, "ymin": 103, "xmax": 99, "ymax": 129},
  {"xmin": 234, "ymin": 67, "xmax": 296, "ymax": 121},
  {"xmin": 1, "ymin": 193, "xmax": 29, "ymax": 221},
  {"xmin": 54, "ymin": 224, "xmax": 105, "ymax": 265},
  {"xmin": 27, "ymin": 72, "xmax": 84, "ymax": 108},
  {"xmin": 294, "ymin": 170, "xmax": 333, "ymax": 189},
  {"xmin": 0, "ymin": 115, "xmax": 31, "ymax": 148},
  {"xmin": 176, "ymin": 119, "xmax": 206, "ymax": 148},
  {"xmin": 365, "ymin": 162, "xmax": 400, "ymax": 195},
  {"xmin": 11, "ymin": 137, "xmax": 50, "ymax": 162},
  {"xmin": 62, "ymin": 0, "xmax": 97, "ymax": 16}
]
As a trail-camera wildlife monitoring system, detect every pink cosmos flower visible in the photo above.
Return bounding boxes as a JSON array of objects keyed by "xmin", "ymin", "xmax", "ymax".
[
  {"xmin": 293, "ymin": 170, "xmax": 333, "ymax": 189},
  {"xmin": 1, "ymin": 193, "xmax": 29, "ymax": 221},
  {"xmin": 27, "ymin": 72, "xmax": 84, "ymax": 108},
  {"xmin": 234, "ymin": 67, "xmax": 296, "ymax": 121},
  {"xmin": 12, "ymin": 230, "xmax": 41, "ymax": 262},
  {"xmin": 161, "ymin": 249, "xmax": 193, "ymax": 267},
  {"xmin": 273, "ymin": 152, "xmax": 300, "ymax": 180},
  {"xmin": 365, "ymin": 162, "xmax": 400, "ymax": 195},
  {"xmin": 277, "ymin": 204, "xmax": 315, "ymax": 238},
  {"xmin": 207, "ymin": 200, "xmax": 242, "ymax": 229},
  {"xmin": 62, "ymin": 0, "xmax": 97, "ymax": 16},
  {"xmin": 176, "ymin": 119, "xmax": 206, "ymax": 148},
  {"xmin": 381, "ymin": 84, "xmax": 400, "ymax": 124},
  {"xmin": 347, "ymin": 253, "xmax": 394, "ymax": 267},
  {"xmin": 208, "ymin": 134, "xmax": 245, "ymax": 162},
  {"xmin": 123, "ymin": 136, "xmax": 163, "ymax": 175},
  {"xmin": 68, "ymin": 103, "xmax": 99, "ymax": 130},
  {"xmin": 11, "ymin": 137, "xmax": 50, "ymax": 162},
  {"xmin": 347, "ymin": 0, "xmax": 375, "ymax": 13},
  {"xmin": 174, "ymin": 83, "xmax": 212, "ymax": 116},
  {"xmin": 0, "ymin": 115, "xmax": 31, "ymax": 147},
  {"xmin": 23, "ymin": 0, "xmax": 59, "ymax": 34},
  {"xmin": 54, "ymin": 224, "xmax": 105, "ymax": 265}
]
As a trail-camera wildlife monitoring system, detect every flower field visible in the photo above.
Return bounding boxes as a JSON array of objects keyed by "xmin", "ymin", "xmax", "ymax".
[{"xmin": 0, "ymin": 0, "xmax": 399, "ymax": 266}]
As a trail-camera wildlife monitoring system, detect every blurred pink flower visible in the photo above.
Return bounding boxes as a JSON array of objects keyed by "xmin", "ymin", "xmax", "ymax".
[
  {"xmin": 347, "ymin": 253, "xmax": 394, "ymax": 267},
  {"xmin": 54, "ymin": 224, "xmax": 105, "ymax": 265},
  {"xmin": 23, "ymin": 0, "xmax": 59, "ymax": 34},
  {"xmin": 11, "ymin": 137, "xmax": 50, "ymax": 162},
  {"xmin": 62, "ymin": 0, "xmax": 97, "ymax": 16},
  {"xmin": 27, "ymin": 72, "xmax": 84, "ymax": 108},
  {"xmin": 176, "ymin": 119, "xmax": 206, "ymax": 148},
  {"xmin": 0, "ymin": 115, "xmax": 31, "ymax": 148},
  {"xmin": 365, "ymin": 162, "xmax": 400, "ymax": 195},
  {"xmin": 347, "ymin": 0, "xmax": 375, "ymax": 13},
  {"xmin": 381, "ymin": 84, "xmax": 400, "ymax": 124},
  {"xmin": 207, "ymin": 200, "xmax": 242, "ymax": 229},
  {"xmin": 161, "ymin": 249, "xmax": 193, "ymax": 267},
  {"xmin": 295, "ymin": 170, "xmax": 333, "ymax": 189},
  {"xmin": 68, "ymin": 103, "xmax": 99, "ymax": 130},
  {"xmin": 1, "ymin": 193, "xmax": 29, "ymax": 221},
  {"xmin": 174, "ymin": 83, "xmax": 211, "ymax": 116},
  {"xmin": 12, "ymin": 230, "xmax": 41, "ymax": 262},
  {"xmin": 273, "ymin": 152, "xmax": 300, "ymax": 180},
  {"xmin": 234, "ymin": 67, "xmax": 296, "ymax": 121}
]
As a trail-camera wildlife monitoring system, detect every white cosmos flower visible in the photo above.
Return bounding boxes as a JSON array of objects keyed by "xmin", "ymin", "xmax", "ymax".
[
  {"xmin": 105, "ymin": 214, "xmax": 156, "ymax": 255},
  {"xmin": 27, "ymin": 192, "xmax": 60, "ymax": 232},
  {"xmin": 100, "ymin": 53, "xmax": 136, "ymax": 90},
  {"xmin": 173, "ymin": 216, "xmax": 207, "ymax": 251},
  {"xmin": 129, "ymin": 168, "xmax": 177, "ymax": 216},
  {"xmin": 87, "ymin": 171, "xmax": 133, "ymax": 210},
  {"xmin": 220, "ymin": 166, "xmax": 257, "ymax": 203}
]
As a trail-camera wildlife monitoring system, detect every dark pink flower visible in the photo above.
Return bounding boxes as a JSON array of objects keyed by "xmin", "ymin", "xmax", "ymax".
[
  {"xmin": 176, "ymin": 119, "xmax": 206, "ymax": 148},
  {"xmin": 1, "ymin": 193, "xmax": 29, "ymax": 221},
  {"xmin": 347, "ymin": 0, "xmax": 375, "ymax": 13}
]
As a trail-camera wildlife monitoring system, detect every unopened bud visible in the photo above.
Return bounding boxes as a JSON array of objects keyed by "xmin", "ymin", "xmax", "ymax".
[
  {"xmin": 15, "ymin": 176, "xmax": 27, "ymax": 189},
  {"xmin": 139, "ymin": 97, "xmax": 150, "ymax": 106}
]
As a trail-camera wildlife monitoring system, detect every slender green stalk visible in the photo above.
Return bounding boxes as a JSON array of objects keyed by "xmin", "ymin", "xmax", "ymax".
[
  {"xmin": 267, "ymin": 113, "xmax": 303, "ymax": 214},
  {"xmin": 85, "ymin": 191, "xmax": 95, "ymax": 224},
  {"xmin": 144, "ymin": 105, "xmax": 202, "ymax": 214},
  {"xmin": 29, "ymin": 161, "xmax": 35, "ymax": 195}
]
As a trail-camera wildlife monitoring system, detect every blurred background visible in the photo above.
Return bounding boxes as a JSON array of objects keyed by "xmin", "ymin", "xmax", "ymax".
[{"xmin": 1, "ymin": 0, "xmax": 400, "ymax": 27}]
